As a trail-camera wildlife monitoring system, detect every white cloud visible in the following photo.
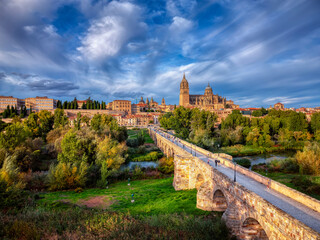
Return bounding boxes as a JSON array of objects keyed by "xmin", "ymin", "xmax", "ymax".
[
  {"xmin": 78, "ymin": 1, "xmax": 147, "ymax": 61},
  {"xmin": 169, "ymin": 16, "xmax": 194, "ymax": 36}
]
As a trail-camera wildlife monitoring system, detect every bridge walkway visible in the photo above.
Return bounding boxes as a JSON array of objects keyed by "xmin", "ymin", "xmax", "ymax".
[{"xmin": 156, "ymin": 130, "xmax": 320, "ymax": 233}]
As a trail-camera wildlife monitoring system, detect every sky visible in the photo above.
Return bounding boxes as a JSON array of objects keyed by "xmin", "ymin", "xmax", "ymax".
[{"xmin": 0, "ymin": 0, "xmax": 320, "ymax": 108}]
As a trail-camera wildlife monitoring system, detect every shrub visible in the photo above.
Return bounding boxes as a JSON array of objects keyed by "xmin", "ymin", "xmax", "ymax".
[
  {"xmin": 280, "ymin": 158, "xmax": 299, "ymax": 173},
  {"xmin": 158, "ymin": 157, "xmax": 174, "ymax": 174},
  {"xmin": 267, "ymin": 159, "xmax": 282, "ymax": 172},
  {"xmin": 74, "ymin": 187, "xmax": 83, "ymax": 193},
  {"xmin": 126, "ymin": 138, "xmax": 139, "ymax": 147},
  {"xmin": 296, "ymin": 142, "xmax": 320, "ymax": 175},
  {"xmin": 20, "ymin": 171, "xmax": 47, "ymax": 191},
  {"xmin": 47, "ymin": 162, "xmax": 88, "ymax": 191},
  {"xmin": 137, "ymin": 145, "xmax": 146, "ymax": 154},
  {"xmin": 0, "ymin": 156, "xmax": 28, "ymax": 209},
  {"xmin": 4, "ymin": 220, "xmax": 40, "ymax": 240},
  {"xmin": 235, "ymin": 158, "xmax": 251, "ymax": 168},
  {"xmin": 132, "ymin": 166, "xmax": 145, "ymax": 179}
]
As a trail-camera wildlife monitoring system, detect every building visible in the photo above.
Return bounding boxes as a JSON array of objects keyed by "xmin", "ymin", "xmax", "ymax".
[
  {"xmin": 108, "ymin": 100, "xmax": 132, "ymax": 114},
  {"xmin": 24, "ymin": 96, "xmax": 56, "ymax": 111},
  {"xmin": 149, "ymin": 97, "xmax": 158, "ymax": 108},
  {"xmin": 274, "ymin": 102, "xmax": 285, "ymax": 111},
  {"xmin": 179, "ymin": 74, "xmax": 238, "ymax": 110},
  {"xmin": 0, "ymin": 96, "xmax": 24, "ymax": 110},
  {"xmin": 77, "ymin": 100, "xmax": 87, "ymax": 109}
]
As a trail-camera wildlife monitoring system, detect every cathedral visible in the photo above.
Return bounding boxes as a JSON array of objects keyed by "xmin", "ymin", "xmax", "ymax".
[{"xmin": 179, "ymin": 74, "xmax": 238, "ymax": 110}]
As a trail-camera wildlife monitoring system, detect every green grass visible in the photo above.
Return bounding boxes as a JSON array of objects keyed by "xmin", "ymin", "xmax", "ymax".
[
  {"xmin": 253, "ymin": 171, "xmax": 320, "ymax": 200},
  {"xmin": 39, "ymin": 177, "xmax": 206, "ymax": 216},
  {"xmin": 127, "ymin": 129, "xmax": 154, "ymax": 144},
  {"xmin": 0, "ymin": 178, "xmax": 230, "ymax": 239}
]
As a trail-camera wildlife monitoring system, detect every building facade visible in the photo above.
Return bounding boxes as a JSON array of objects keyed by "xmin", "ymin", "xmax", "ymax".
[
  {"xmin": 179, "ymin": 74, "xmax": 238, "ymax": 110},
  {"xmin": 0, "ymin": 96, "xmax": 24, "ymax": 110},
  {"xmin": 25, "ymin": 96, "xmax": 56, "ymax": 111},
  {"xmin": 108, "ymin": 100, "xmax": 132, "ymax": 114}
]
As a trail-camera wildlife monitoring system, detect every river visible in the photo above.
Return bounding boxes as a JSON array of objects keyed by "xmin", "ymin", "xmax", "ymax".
[{"xmin": 121, "ymin": 161, "xmax": 159, "ymax": 170}]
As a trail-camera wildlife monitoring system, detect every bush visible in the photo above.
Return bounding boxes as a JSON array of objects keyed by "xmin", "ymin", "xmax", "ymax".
[
  {"xmin": 126, "ymin": 138, "xmax": 139, "ymax": 148},
  {"xmin": 20, "ymin": 171, "xmax": 47, "ymax": 191},
  {"xmin": 280, "ymin": 158, "xmax": 299, "ymax": 173},
  {"xmin": 235, "ymin": 158, "xmax": 251, "ymax": 168},
  {"xmin": 131, "ymin": 151, "xmax": 164, "ymax": 162},
  {"xmin": 132, "ymin": 166, "xmax": 145, "ymax": 179},
  {"xmin": 158, "ymin": 157, "xmax": 174, "ymax": 174},
  {"xmin": 296, "ymin": 142, "xmax": 320, "ymax": 175},
  {"xmin": 0, "ymin": 156, "xmax": 29, "ymax": 209},
  {"xmin": 47, "ymin": 162, "xmax": 88, "ymax": 191},
  {"xmin": 74, "ymin": 187, "xmax": 83, "ymax": 193}
]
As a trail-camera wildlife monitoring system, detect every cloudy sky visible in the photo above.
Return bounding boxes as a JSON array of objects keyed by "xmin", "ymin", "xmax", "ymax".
[{"xmin": 0, "ymin": 0, "xmax": 319, "ymax": 107}]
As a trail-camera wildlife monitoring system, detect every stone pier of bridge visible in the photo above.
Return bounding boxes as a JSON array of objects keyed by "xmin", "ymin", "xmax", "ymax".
[{"xmin": 149, "ymin": 128, "xmax": 320, "ymax": 240}]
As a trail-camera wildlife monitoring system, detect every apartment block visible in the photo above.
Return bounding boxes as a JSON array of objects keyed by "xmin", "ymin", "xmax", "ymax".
[
  {"xmin": 25, "ymin": 96, "xmax": 56, "ymax": 111},
  {"xmin": 0, "ymin": 96, "xmax": 24, "ymax": 110}
]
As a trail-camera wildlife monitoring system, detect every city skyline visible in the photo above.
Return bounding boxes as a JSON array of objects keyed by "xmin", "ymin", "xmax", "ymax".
[{"xmin": 0, "ymin": 0, "xmax": 320, "ymax": 108}]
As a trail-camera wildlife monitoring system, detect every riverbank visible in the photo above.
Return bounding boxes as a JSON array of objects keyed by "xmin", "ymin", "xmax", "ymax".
[{"xmin": 0, "ymin": 178, "xmax": 230, "ymax": 239}]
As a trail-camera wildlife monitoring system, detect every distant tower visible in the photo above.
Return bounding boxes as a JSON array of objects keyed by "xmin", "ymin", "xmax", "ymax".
[
  {"xmin": 139, "ymin": 96, "xmax": 145, "ymax": 104},
  {"xmin": 204, "ymin": 83, "xmax": 213, "ymax": 96},
  {"xmin": 161, "ymin": 97, "xmax": 166, "ymax": 105},
  {"xmin": 179, "ymin": 73, "xmax": 189, "ymax": 107},
  {"xmin": 146, "ymin": 98, "xmax": 149, "ymax": 105}
]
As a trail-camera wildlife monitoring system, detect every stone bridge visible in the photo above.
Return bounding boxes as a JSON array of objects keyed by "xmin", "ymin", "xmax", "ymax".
[{"xmin": 149, "ymin": 128, "xmax": 320, "ymax": 240}]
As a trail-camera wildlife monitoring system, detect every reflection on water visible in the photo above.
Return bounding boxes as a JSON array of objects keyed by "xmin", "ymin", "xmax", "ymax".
[
  {"xmin": 121, "ymin": 161, "xmax": 159, "ymax": 170},
  {"xmin": 233, "ymin": 151, "xmax": 296, "ymax": 166}
]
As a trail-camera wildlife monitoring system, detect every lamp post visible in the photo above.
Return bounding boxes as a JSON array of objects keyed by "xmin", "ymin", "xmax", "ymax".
[
  {"xmin": 233, "ymin": 159, "xmax": 237, "ymax": 182},
  {"xmin": 194, "ymin": 145, "xmax": 197, "ymax": 156},
  {"xmin": 190, "ymin": 144, "xmax": 193, "ymax": 155}
]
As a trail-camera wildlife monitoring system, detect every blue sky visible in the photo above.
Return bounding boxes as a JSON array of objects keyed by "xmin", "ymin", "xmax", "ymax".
[{"xmin": 0, "ymin": 0, "xmax": 320, "ymax": 108}]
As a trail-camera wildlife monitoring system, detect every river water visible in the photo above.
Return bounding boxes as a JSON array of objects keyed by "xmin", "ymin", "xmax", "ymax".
[
  {"xmin": 121, "ymin": 161, "xmax": 159, "ymax": 170},
  {"xmin": 233, "ymin": 151, "xmax": 296, "ymax": 166}
]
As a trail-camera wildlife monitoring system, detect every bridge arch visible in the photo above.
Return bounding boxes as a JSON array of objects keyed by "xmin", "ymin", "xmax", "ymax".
[
  {"xmin": 212, "ymin": 189, "xmax": 228, "ymax": 212},
  {"xmin": 195, "ymin": 173, "xmax": 205, "ymax": 190},
  {"xmin": 240, "ymin": 217, "xmax": 268, "ymax": 240}
]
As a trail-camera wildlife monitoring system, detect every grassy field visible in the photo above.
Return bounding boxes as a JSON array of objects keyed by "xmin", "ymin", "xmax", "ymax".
[
  {"xmin": 127, "ymin": 129, "xmax": 154, "ymax": 144},
  {"xmin": 39, "ymin": 178, "xmax": 205, "ymax": 216},
  {"xmin": 253, "ymin": 171, "xmax": 320, "ymax": 200},
  {"xmin": 0, "ymin": 178, "xmax": 230, "ymax": 239}
]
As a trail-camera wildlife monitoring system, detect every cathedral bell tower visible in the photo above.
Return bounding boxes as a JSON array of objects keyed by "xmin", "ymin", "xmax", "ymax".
[{"xmin": 179, "ymin": 73, "xmax": 190, "ymax": 107}]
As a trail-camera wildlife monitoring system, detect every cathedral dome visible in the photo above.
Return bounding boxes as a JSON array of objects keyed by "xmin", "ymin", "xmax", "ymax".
[{"xmin": 204, "ymin": 83, "xmax": 213, "ymax": 95}]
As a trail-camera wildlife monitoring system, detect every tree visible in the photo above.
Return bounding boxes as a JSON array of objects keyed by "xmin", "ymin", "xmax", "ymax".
[
  {"xmin": 57, "ymin": 130, "xmax": 86, "ymax": 164},
  {"xmin": 311, "ymin": 112, "xmax": 320, "ymax": 133},
  {"xmin": 296, "ymin": 142, "xmax": 320, "ymax": 175},
  {"xmin": 56, "ymin": 100, "xmax": 62, "ymax": 109},
  {"xmin": 54, "ymin": 109, "xmax": 69, "ymax": 128},
  {"xmin": 0, "ymin": 123, "xmax": 30, "ymax": 151},
  {"xmin": 82, "ymin": 115, "xmax": 90, "ymax": 126},
  {"xmin": 74, "ymin": 112, "xmax": 81, "ymax": 130},
  {"xmin": 96, "ymin": 137, "xmax": 126, "ymax": 187},
  {"xmin": 23, "ymin": 111, "xmax": 54, "ymax": 139},
  {"xmin": 63, "ymin": 101, "xmax": 68, "ymax": 109}
]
